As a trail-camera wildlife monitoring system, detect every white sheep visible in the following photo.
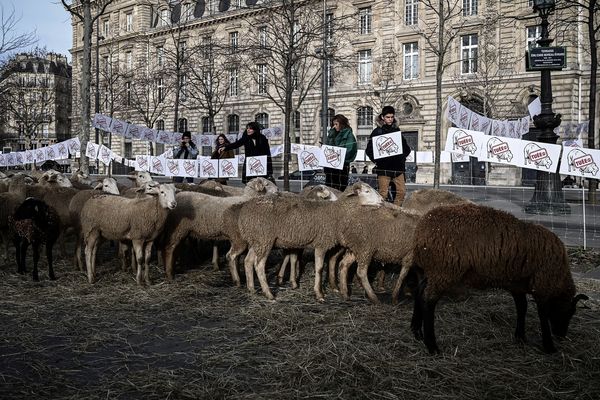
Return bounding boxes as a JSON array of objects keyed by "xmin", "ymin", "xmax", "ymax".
[{"xmin": 81, "ymin": 183, "xmax": 177, "ymax": 285}]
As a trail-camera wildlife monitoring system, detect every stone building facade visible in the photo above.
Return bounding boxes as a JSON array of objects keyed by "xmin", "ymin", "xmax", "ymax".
[
  {"xmin": 67, "ymin": 0, "xmax": 594, "ymax": 184},
  {"xmin": 0, "ymin": 52, "xmax": 72, "ymax": 154}
]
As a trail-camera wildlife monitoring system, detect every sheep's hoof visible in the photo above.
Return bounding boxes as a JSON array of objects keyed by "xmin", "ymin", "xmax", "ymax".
[
  {"xmin": 375, "ymin": 286, "xmax": 386, "ymax": 293},
  {"xmin": 412, "ymin": 328, "xmax": 423, "ymax": 341},
  {"xmin": 212, "ymin": 265, "xmax": 219, "ymax": 272},
  {"xmin": 427, "ymin": 345, "xmax": 441, "ymax": 355},
  {"xmin": 316, "ymin": 296, "xmax": 325, "ymax": 303},
  {"xmin": 145, "ymin": 279, "xmax": 152, "ymax": 286},
  {"xmin": 290, "ymin": 283, "xmax": 298, "ymax": 290}
]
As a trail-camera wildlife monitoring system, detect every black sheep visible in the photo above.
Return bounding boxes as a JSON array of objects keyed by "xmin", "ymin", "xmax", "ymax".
[{"xmin": 9, "ymin": 198, "xmax": 61, "ymax": 281}]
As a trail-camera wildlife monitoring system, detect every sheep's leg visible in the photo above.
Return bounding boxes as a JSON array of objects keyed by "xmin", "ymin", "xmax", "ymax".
[
  {"xmin": 328, "ymin": 248, "xmax": 345, "ymax": 292},
  {"xmin": 254, "ymin": 254, "xmax": 274, "ymax": 300},
  {"xmin": 143, "ymin": 241, "xmax": 153, "ymax": 286},
  {"xmin": 1, "ymin": 231, "xmax": 10, "ymax": 264},
  {"xmin": 422, "ymin": 297, "xmax": 441, "ymax": 354},
  {"xmin": 338, "ymin": 251, "xmax": 356, "ymax": 301},
  {"xmin": 356, "ymin": 258, "xmax": 380, "ymax": 304},
  {"xmin": 14, "ymin": 238, "xmax": 24, "ymax": 274},
  {"xmin": 46, "ymin": 240, "xmax": 56, "ymax": 280},
  {"xmin": 244, "ymin": 247, "xmax": 257, "ymax": 292},
  {"xmin": 132, "ymin": 240, "xmax": 145, "ymax": 286},
  {"xmin": 58, "ymin": 230, "xmax": 68, "ymax": 259},
  {"xmin": 85, "ymin": 231, "xmax": 100, "ymax": 284},
  {"xmin": 411, "ymin": 279, "xmax": 425, "ymax": 341},
  {"xmin": 511, "ymin": 292, "xmax": 528, "ymax": 343},
  {"xmin": 536, "ymin": 303, "xmax": 557, "ymax": 353},
  {"xmin": 163, "ymin": 245, "xmax": 177, "ymax": 281},
  {"xmin": 277, "ymin": 254, "xmax": 290, "ymax": 285},
  {"xmin": 32, "ymin": 242, "xmax": 40, "ymax": 282},
  {"xmin": 313, "ymin": 248, "xmax": 327, "ymax": 302},
  {"xmin": 118, "ymin": 242, "xmax": 129, "ymax": 271},
  {"xmin": 226, "ymin": 240, "xmax": 247, "ymax": 287},
  {"xmin": 212, "ymin": 244, "xmax": 219, "ymax": 271},
  {"xmin": 289, "ymin": 252, "xmax": 299, "ymax": 289},
  {"xmin": 391, "ymin": 257, "xmax": 414, "ymax": 305},
  {"xmin": 74, "ymin": 233, "xmax": 84, "ymax": 271},
  {"xmin": 375, "ymin": 268, "xmax": 386, "ymax": 292}
]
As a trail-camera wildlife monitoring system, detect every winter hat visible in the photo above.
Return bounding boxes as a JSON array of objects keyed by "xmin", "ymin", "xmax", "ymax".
[{"xmin": 381, "ymin": 105, "xmax": 395, "ymax": 116}]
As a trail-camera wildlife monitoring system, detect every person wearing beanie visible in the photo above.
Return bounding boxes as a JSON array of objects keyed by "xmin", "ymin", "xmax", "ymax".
[
  {"xmin": 365, "ymin": 105, "xmax": 411, "ymax": 205},
  {"xmin": 324, "ymin": 114, "xmax": 357, "ymax": 191}
]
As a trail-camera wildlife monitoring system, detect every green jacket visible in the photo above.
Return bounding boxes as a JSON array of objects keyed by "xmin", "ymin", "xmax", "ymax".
[{"xmin": 326, "ymin": 126, "xmax": 357, "ymax": 165}]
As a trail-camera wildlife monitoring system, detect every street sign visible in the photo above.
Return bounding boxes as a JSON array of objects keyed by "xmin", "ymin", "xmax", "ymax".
[{"xmin": 526, "ymin": 47, "xmax": 566, "ymax": 71}]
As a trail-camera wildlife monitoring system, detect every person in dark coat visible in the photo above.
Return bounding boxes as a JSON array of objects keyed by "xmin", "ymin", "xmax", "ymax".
[
  {"xmin": 173, "ymin": 131, "xmax": 199, "ymax": 183},
  {"xmin": 220, "ymin": 121, "xmax": 274, "ymax": 184},
  {"xmin": 365, "ymin": 105, "xmax": 411, "ymax": 206}
]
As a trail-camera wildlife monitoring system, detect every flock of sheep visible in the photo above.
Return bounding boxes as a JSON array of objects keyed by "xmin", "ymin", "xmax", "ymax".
[{"xmin": 0, "ymin": 168, "xmax": 588, "ymax": 354}]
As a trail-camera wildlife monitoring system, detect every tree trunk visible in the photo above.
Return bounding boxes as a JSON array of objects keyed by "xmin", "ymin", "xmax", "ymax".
[
  {"xmin": 433, "ymin": 0, "xmax": 444, "ymax": 189},
  {"xmin": 587, "ymin": 4, "xmax": 598, "ymax": 203},
  {"xmin": 79, "ymin": 3, "xmax": 93, "ymax": 174}
]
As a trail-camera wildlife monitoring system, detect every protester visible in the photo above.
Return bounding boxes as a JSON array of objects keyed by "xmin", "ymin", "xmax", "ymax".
[
  {"xmin": 323, "ymin": 114, "xmax": 357, "ymax": 191},
  {"xmin": 173, "ymin": 131, "xmax": 199, "ymax": 183},
  {"xmin": 211, "ymin": 134, "xmax": 235, "ymax": 185}
]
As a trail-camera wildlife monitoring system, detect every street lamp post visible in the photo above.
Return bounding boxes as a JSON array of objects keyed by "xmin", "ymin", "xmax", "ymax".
[{"xmin": 524, "ymin": 0, "xmax": 570, "ymax": 215}]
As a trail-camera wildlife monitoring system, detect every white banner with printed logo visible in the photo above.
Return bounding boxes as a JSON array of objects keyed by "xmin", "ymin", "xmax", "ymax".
[
  {"xmin": 372, "ymin": 131, "xmax": 403, "ymax": 160},
  {"xmin": 44, "ymin": 145, "xmax": 58, "ymax": 161},
  {"xmin": 270, "ymin": 145, "xmax": 283, "ymax": 157},
  {"xmin": 135, "ymin": 155, "xmax": 149, "ymax": 171},
  {"xmin": 246, "ymin": 155, "xmax": 268, "ymax": 176},
  {"xmin": 445, "ymin": 128, "xmax": 485, "ymax": 157},
  {"xmin": 560, "ymin": 147, "xmax": 600, "ymax": 178},
  {"xmin": 457, "ymin": 106, "xmax": 472, "ymax": 129},
  {"xmin": 149, "ymin": 156, "xmax": 166, "ymax": 175},
  {"xmin": 140, "ymin": 127, "xmax": 158, "ymax": 142},
  {"xmin": 110, "ymin": 118, "xmax": 129, "ymax": 137},
  {"xmin": 86, "ymin": 142, "xmax": 100, "ymax": 160},
  {"xmin": 97, "ymin": 145, "xmax": 113, "ymax": 166},
  {"xmin": 520, "ymin": 140, "xmax": 561, "ymax": 172},
  {"xmin": 219, "ymin": 158, "xmax": 238, "ymax": 178},
  {"xmin": 319, "ymin": 145, "xmax": 347, "ymax": 170},
  {"xmin": 92, "ymin": 113, "xmax": 112, "ymax": 131},
  {"xmin": 14, "ymin": 152, "xmax": 24, "ymax": 165},
  {"xmin": 24, "ymin": 150, "xmax": 34, "ymax": 164},
  {"xmin": 66, "ymin": 137, "xmax": 81, "ymax": 155},
  {"xmin": 198, "ymin": 157, "xmax": 219, "ymax": 178},
  {"xmin": 446, "ymin": 96, "xmax": 461, "ymax": 126},
  {"xmin": 298, "ymin": 147, "xmax": 322, "ymax": 171}
]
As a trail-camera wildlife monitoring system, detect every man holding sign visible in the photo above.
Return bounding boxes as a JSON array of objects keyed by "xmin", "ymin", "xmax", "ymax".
[{"xmin": 366, "ymin": 106, "xmax": 411, "ymax": 205}]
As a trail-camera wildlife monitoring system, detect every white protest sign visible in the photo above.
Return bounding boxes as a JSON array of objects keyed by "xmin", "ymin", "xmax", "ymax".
[
  {"xmin": 446, "ymin": 96, "xmax": 460, "ymax": 126},
  {"xmin": 198, "ymin": 157, "xmax": 219, "ymax": 178},
  {"xmin": 135, "ymin": 155, "xmax": 150, "ymax": 171},
  {"xmin": 560, "ymin": 147, "xmax": 600, "ymax": 178},
  {"xmin": 67, "ymin": 137, "xmax": 81, "ymax": 155},
  {"xmin": 219, "ymin": 158, "xmax": 238, "ymax": 178},
  {"xmin": 110, "ymin": 118, "xmax": 129, "ymax": 136},
  {"xmin": 372, "ymin": 131, "xmax": 403, "ymax": 160},
  {"xmin": 246, "ymin": 155, "xmax": 268, "ymax": 176},
  {"xmin": 44, "ymin": 145, "xmax": 57, "ymax": 161},
  {"xmin": 445, "ymin": 128, "xmax": 485, "ymax": 157},
  {"xmin": 181, "ymin": 159, "xmax": 198, "ymax": 178},
  {"xmin": 528, "ymin": 97, "xmax": 541, "ymax": 117},
  {"xmin": 270, "ymin": 145, "xmax": 283, "ymax": 157},
  {"xmin": 93, "ymin": 113, "xmax": 112, "ymax": 131},
  {"xmin": 34, "ymin": 147, "xmax": 46, "ymax": 163},
  {"xmin": 149, "ymin": 156, "xmax": 166, "ymax": 175},
  {"xmin": 319, "ymin": 145, "xmax": 347, "ymax": 170},
  {"xmin": 15, "ymin": 152, "xmax": 24, "ymax": 165},
  {"xmin": 98, "ymin": 145, "xmax": 113, "ymax": 166},
  {"xmin": 416, "ymin": 151, "xmax": 434, "ymax": 163},
  {"xmin": 141, "ymin": 127, "xmax": 157, "ymax": 142},
  {"xmin": 24, "ymin": 150, "xmax": 34, "ymax": 164},
  {"xmin": 521, "ymin": 140, "xmax": 561, "ymax": 172},
  {"xmin": 166, "ymin": 158, "xmax": 182, "ymax": 176},
  {"xmin": 458, "ymin": 106, "xmax": 472, "ymax": 129},
  {"xmin": 298, "ymin": 148, "xmax": 321, "ymax": 171},
  {"xmin": 86, "ymin": 142, "xmax": 100, "ymax": 159}
]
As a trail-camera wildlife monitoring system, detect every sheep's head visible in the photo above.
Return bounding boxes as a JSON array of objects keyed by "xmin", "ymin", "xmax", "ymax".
[
  {"xmin": 343, "ymin": 182, "xmax": 383, "ymax": 206},
  {"xmin": 302, "ymin": 185, "xmax": 339, "ymax": 201},
  {"xmin": 93, "ymin": 177, "xmax": 120, "ymax": 195},
  {"xmin": 40, "ymin": 170, "xmax": 73, "ymax": 187},
  {"xmin": 72, "ymin": 169, "xmax": 92, "ymax": 185},
  {"xmin": 547, "ymin": 293, "xmax": 588, "ymax": 338},
  {"xmin": 403, "ymin": 189, "xmax": 472, "ymax": 215},
  {"xmin": 145, "ymin": 183, "xmax": 177, "ymax": 210},
  {"xmin": 245, "ymin": 177, "xmax": 278, "ymax": 196},
  {"xmin": 128, "ymin": 171, "xmax": 153, "ymax": 187}
]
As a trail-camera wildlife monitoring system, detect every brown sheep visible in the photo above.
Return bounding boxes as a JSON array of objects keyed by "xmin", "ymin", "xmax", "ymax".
[{"xmin": 410, "ymin": 203, "xmax": 588, "ymax": 354}]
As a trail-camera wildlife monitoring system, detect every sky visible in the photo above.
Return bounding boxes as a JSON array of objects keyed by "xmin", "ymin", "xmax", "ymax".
[{"xmin": 5, "ymin": 0, "xmax": 73, "ymax": 60}]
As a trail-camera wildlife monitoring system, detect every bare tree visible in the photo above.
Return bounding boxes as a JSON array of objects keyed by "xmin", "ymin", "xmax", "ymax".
[
  {"xmin": 407, "ymin": 0, "xmax": 467, "ymax": 187},
  {"xmin": 0, "ymin": 4, "xmax": 37, "ymax": 62},
  {"xmin": 241, "ymin": 0, "xmax": 354, "ymax": 190},
  {"xmin": 1, "ymin": 49, "xmax": 57, "ymax": 152},
  {"xmin": 61, "ymin": 0, "xmax": 115, "ymax": 173}
]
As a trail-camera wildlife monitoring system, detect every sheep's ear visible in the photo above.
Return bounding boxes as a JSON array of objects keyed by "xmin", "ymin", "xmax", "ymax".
[{"xmin": 93, "ymin": 182, "xmax": 103, "ymax": 190}]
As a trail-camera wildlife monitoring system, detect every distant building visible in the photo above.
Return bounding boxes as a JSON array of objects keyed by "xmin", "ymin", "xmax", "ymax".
[
  {"xmin": 66, "ymin": 0, "xmax": 595, "ymax": 185},
  {"xmin": 0, "ymin": 52, "xmax": 72, "ymax": 153}
]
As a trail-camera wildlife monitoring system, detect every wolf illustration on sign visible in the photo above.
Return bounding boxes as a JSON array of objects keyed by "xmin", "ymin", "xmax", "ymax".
[
  {"xmin": 323, "ymin": 147, "xmax": 342, "ymax": 167},
  {"xmin": 567, "ymin": 148, "xmax": 599, "ymax": 175},
  {"xmin": 375, "ymin": 136, "xmax": 399, "ymax": 156},
  {"xmin": 248, "ymin": 157, "xmax": 265, "ymax": 174},
  {"xmin": 452, "ymin": 130, "xmax": 477, "ymax": 155},
  {"xmin": 486, "ymin": 137, "xmax": 513, "ymax": 162},
  {"xmin": 300, "ymin": 151, "xmax": 319, "ymax": 169},
  {"xmin": 201, "ymin": 160, "xmax": 217, "ymax": 176},
  {"xmin": 221, "ymin": 159, "xmax": 236, "ymax": 176},
  {"xmin": 167, "ymin": 159, "xmax": 180, "ymax": 175},
  {"xmin": 523, "ymin": 143, "xmax": 552, "ymax": 169},
  {"xmin": 152, "ymin": 157, "xmax": 164, "ymax": 174}
]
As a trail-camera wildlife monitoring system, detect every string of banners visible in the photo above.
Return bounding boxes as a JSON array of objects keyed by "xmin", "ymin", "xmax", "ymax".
[
  {"xmin": 91, "ymin": 113, "xmax": 284, "ymax": 145},
  {"xmin": 446, "ymin": 127, "xmax": 600, "ymax": 179}
]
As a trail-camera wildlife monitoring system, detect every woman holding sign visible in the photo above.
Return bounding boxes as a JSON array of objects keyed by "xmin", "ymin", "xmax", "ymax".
[
  {"xmin": 219, "ymin": 121, "xmax": 274, "ymax": 184},
  {"xmin": 324, "ymin": 114, "xmax": 357, "ymax": 191},
  {"xmin": 211, "ymin": 134, "xmax": 235, "ymax": 185},
  {"xmin": 366, "ymin": 106, "xmax": 411, "ymax": 205}
]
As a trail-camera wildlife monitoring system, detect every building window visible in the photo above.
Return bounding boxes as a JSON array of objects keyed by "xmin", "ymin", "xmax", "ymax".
[
  {"xmin": 202, "ymin": 117, "xmax": 213, "ymax": 133},
  {"xmin": 357, "ymin": 106, "xmax": 373, "ymax": 128},
  {"xmin": 183, "ymin": 3, "xmax": 194, "ymax": 21},
  {"xmin": 157, "ymin": 119, "xmax": 165, "ymax": 130},
  {"xmin": 294, "ymin": 111, "xmax": 301, "ymax": 143},
  {"xmin": 259, "ymin": 26, "xmax": 268, "ymax": 48},
  {"xmin": 160, "ymin": 9, "xmax": 169, "ymax": 26},
  {"xmin": 405, "ymin": 0, "xmax": 418, "ymax": 26},
  {"xmin": 359, "ymin": 7, "xmax": 372, "ymax": 35},
  {"xmin": 326, "ymin": 13, "xmax": 334, "ymax": 43},
  {"xmin": 527, "ymin": 25, "xmax": 542, "ymax": 49},
  {"xmin": 461, "ymin": 34, "xmax": 478, "ymax": 74},
  {"xmin": 102, "ymin": 19, "xmax": 110, "ymax": 36},
  {"xmin": 125, "ymin": 12, "xmax": 133, "ymax": 32},
  {"xmin": 157, "ymin": 77, "xmax": 164, "ymax": 102},
  {"xmin": 258, "ymin": 64, "xmax": 267, "ymax": 94},
  {"xmin": 178, "ymin": 41, "xmax": 187, "ymax": 63},
  {"xmin": 228, "ymin": 114, "xmax": 239, "ymax": 134},
  {"xmin": 178, "ymin": 118, "xmax": 188, "ymax": 133},
  {"xmin": 255, "ymin": 112, "xmax": 269, "ymax": 129},
  {"xmin": 358, "ymin": 50, "xmax": 372, "ymax": 85},
  {"xmin": 126, "ymin": 81, "xmax": 132, "ymax": 105},
  {"xmin": 463, "ymin": 0, "xmax": 478, "ymax": 16},
  {"xmin": 180, "ymin": 74, "xmax": 188, "ymax": 102},
  {"xmin": 202, "ymin": 36, "xmax": 212, "ymax": 60},
  {"xmin": 125, "ymin": 51, "xmax": 132, "ymax": 71},
  {"xmin": 229, "ymin": 67, "xmax": 239, "ymax": 96},
  {"xmin": 229, "ymin": 31, "xmax": 238, "ymax": 54},
  {"xmin": 156, "ymin": 46, "xmax": 164, "ymax": 66},
  {"xmin": 403, "ymin": 42, "xmax": 419, "ymax": 80},
  {"xmin": 326, "ymin": 59, "xmax": 334, "ymax": 88}
]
